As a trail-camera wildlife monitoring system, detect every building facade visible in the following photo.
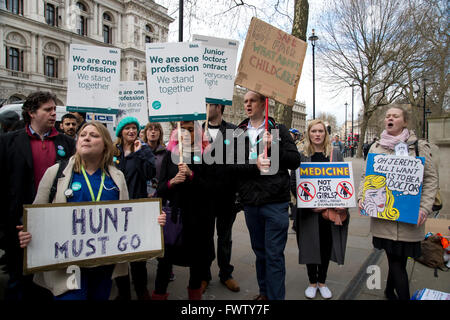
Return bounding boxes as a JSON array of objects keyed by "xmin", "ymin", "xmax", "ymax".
[{"xmin": 0, "ymin": 0, "xmax": 173, "ymax": 104}]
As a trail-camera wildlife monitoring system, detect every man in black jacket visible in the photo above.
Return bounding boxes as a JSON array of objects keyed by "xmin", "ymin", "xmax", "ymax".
[
  {"xmin": 0, "ymin": 91, "xmax": 75, "ymax": 300},
  {"xmin": 232, "ymin": 91, "xmax": 301, "ymax": 300},
  {"xmin": 201, "ymin": 103, "xmax": 240, "ymax": 293}
]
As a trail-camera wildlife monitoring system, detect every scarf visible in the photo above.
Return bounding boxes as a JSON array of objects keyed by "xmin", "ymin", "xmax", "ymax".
[{"xmin": 379, "ymin": 128, "xmax": 410, "ymax": 150}]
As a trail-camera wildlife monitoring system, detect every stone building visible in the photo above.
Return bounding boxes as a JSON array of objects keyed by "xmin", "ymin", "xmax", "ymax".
[{"xmin": 0, "ymin": 0, "xmax": 173, "ymax": 104}]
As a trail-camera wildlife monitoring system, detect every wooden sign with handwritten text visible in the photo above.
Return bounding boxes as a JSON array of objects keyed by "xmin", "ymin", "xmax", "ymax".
[{"xmin": 235, "ymin": 17, "xmax": 307, "ymax": 106}]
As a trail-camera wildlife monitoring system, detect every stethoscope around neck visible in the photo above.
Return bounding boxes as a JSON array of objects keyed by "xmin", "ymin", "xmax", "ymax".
[{"xmin": 63, "ymin": 171, "xmax": 75, "ymax": 199}]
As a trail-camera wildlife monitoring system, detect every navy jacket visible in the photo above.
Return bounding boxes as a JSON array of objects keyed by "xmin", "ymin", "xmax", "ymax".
[{"xmin": 0, "ymin": 128, "xmax": 75, "ymax": 271}]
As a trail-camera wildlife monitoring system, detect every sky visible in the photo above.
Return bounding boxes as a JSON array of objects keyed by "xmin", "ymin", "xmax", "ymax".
[{"xmin": 155, "ymin": 0, "xmax": 362, "ymax": 127}]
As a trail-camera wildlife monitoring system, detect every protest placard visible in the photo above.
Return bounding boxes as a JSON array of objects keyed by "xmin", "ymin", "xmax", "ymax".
[
  {"xmin": 67, "ymin": 44, "xmax": 121, "ymax": 114},
  {"xmin": 117, "ymin": 81, "xmax": 148, "ymax": 126},
  {"xmin": 295, "ymin": 162, "xmax": 356, "ymax": 208},
  {"xmin": 145, "ymin": 42, "xmax": 206, "ymax": 122},
  {"xmin": 23, "ymin": 199, "xmax": 163, "ymax": 274},
  {"xmin": 361, "ymin": 153, "xmax": 425, "ymax": 224},
  {"xmin": 235, "ymin": 17, "xmax": 307, "ymax": 106},
  {"xmin": 192, "ymin": 34, "xmax": 239, "ymax": 105}
]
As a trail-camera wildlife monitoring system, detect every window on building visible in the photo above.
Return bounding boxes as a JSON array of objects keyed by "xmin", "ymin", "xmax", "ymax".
[
  {"xmin": 6, "ymin": 47, "xmax": 23, "ymax": 72},
  {"xmin": 145, "ymin": 36, "xmax": 152, "ymax": 43},
  {"xmin": 103, "ymin": 12, "xmax": 113, "ymax": 44},
  {"xmin": 45, "ymin": 3, "xmax": 57, "ymax": 26},
  {"xmin": 103, "ymin": 25, "xmax": 111, "ymax": 44},
  {"xmin": 145, "ymin": 24, "xmax": 153, "ymax": 33},
  {"xmin": 45, "ymin": 56, "xmax": 58, "ymax": 78},
  {"xmin": 76, "ymin": 2, "xmax": 87, "ymax": 36},
  {"xmin": 6, "ymin": 0, "xmax": 23, "ymax": 15}
]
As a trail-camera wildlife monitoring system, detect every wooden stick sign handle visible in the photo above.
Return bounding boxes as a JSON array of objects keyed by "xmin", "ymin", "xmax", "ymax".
[
  {"xmin": 205, "ymin": 103, "xmax": 210, "ymax": 133},
  {"xmin": 264, "ymin": 98, "xmax": 269, "ymax": 159},
  {"xmin": 177, "ymin": 122, "xmax": 183, "ymax": 164}
]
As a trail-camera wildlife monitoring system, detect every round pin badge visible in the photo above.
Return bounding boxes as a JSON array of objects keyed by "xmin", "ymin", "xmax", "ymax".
[
  {"xmin": 72, "ymin": 182, "xmax": 82, "ymax": 191},
  {"xmin": 224, "ymin": 139, "xmax": 230, "ymax": 145},
  {"xmin": 193, "ymin": 155, "xmax": 201, "ymax": 162},
  {"xmin": 57, "ymin": 145, "xmax": 64, "ymax": 150},
  {"xmin": 57, "ymin": 150, "xmax": 66, "ymax": 157}
]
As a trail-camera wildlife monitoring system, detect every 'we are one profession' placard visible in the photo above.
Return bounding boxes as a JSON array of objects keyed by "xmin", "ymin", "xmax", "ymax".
[{"xmin": 295, "ymin": 162, "xmax": 356, "ymax": 208}]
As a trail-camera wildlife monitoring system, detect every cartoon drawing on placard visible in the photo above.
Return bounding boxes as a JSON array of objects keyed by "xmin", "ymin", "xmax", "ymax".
[
  {"xmin": 361, "ymin": 153, "xmax": 425, "ymax": 224},
  {"xmin": 361, "ymin": 175, "xmax": 400, "ymax": 221}
]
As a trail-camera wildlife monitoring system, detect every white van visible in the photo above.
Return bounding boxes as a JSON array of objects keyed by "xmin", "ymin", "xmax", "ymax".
[{"xmin": 0, "ymin": 104, "xmax": 116, "ymax": 139}]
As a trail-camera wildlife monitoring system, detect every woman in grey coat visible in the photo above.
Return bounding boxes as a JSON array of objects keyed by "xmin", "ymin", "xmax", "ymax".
[{"xmin": 290, "ymin": 119, "xmax": 349, "ymax": 299}]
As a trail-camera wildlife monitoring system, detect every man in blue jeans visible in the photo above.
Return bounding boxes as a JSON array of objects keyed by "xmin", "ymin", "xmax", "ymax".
[{"xmin": 232, "ymin": 91, "xmax": 301, "ymax": 300}]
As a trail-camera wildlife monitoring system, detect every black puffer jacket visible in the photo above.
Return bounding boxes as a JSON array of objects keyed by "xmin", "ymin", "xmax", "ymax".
[
  {"xmin": 232, "ymin": 117, "xmax": 301, "ymax": 206},
  {"xmin": 115, "ymin": 143, "xmax": 155, "ymax": 199}
]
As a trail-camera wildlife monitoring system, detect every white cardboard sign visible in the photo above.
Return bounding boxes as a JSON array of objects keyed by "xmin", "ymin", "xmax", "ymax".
[
  {"xmin": 192, "ymin": 34, "xmax": 239, "ymax": 105},
  {"xmin": 67, "ymin": 44, "xmax": 121, "ymax": 114},
  {"xmin": 296, "ymin": 162, "xmax": 356, "ymax": 208},
  {"xmin": 145, "ymin": 42, "xmax": 206, "ymax": 122},
  {"xmin": 117, "ymin": 81, "xmax": 148, "ymax": 127},
  {"xmin": 23, "ymin": 199, "xmax": 163, "ymax": 273}
]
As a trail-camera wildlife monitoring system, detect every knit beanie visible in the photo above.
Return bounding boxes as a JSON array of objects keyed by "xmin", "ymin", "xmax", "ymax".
[{"xmin": 115, "ymin": 116, "xmax": 140, "ymax": 137}]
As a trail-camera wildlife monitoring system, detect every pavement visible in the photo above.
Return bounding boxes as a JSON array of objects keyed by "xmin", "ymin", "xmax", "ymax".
[{"xmin": 1, "ymin": 157, "xmax": 449, "ymax": 302}]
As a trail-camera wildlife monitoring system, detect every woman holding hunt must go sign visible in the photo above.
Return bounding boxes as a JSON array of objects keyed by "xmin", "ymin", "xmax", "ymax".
[
  {"xmin": 17, "ymin": 122, "xmax": 166, "ymax": 300},
  {"xmin": 357, "ymin": 106, "xmax": 438, "ymax": 300},
  {"xmin": 290, "ymin": 119, "xmax": 349, "ymax": 300}
]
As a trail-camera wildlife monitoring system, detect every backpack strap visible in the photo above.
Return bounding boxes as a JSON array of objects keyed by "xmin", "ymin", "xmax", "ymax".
[
  {"xmin": 49, "ymin": 160, "xmax": 69, "ymax": 203},
  {"xmin": 414, "ymin": 140, "xmax": 419, "ymax": 157}
]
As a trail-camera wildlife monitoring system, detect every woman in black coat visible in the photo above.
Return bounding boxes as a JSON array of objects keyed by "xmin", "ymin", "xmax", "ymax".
[
  {"xmin": 291, "ymin": 119, "xmax": 349, "ymax": 300},
  {"xmin": 152, "ymin": 121, "xmax": 214, "ymax": 300},
  {"xmin": 113, "ymin": 116, "xmax": 156, "ymax": 300}
]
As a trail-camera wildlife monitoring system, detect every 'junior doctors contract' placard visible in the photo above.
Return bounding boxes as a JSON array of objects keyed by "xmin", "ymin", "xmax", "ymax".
[
  {"xmin": 67, "ymin": 44, "xmax": 121, "ymax": 114},
  {"xmin": 296, "ymin": 162, "xmax": 356, "ymax": 208},
  {"xmin": 361, "ymin": 153, "xmax": 425, "ymax": 224},
  {"xmin": 192, "ymin": 34, "xmax": 239, "ymax": 105},
  {"xmin": 145, "ymin": 42, "xmax": 206, "ymax": 122}
]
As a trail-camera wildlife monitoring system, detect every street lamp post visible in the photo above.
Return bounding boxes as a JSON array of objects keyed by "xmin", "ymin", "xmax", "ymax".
[
  {"xmin": 179, "ymin": 0, "xmax": 184, "ymax": 42},
  {"xmin": 351, "ymin": 84, "xmax": 354, "ymax": 157},
  {"xmin": 308, "ymin": 29, "xmax": 318, "ymax": 120},
  {"xmin": 344, "ymin": 102, "xmax": 348, "ymax": 154},
  {"xmin": 423, "ymin": 78, "xmax": 427, "ymax": 139}
]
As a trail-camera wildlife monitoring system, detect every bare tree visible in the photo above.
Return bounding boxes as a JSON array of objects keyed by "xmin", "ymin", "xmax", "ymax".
[
  {"xmin": 317, "ymin": 111, "xmax": 337, "ymax": 132},
  {"xmin": 318, "ymin": 0, "xmax": 415, "ymax": 157},
  {"xmin": 399, "ymin": 0, "xmax": 449, "ymax": 125},
  {"xmin": 273, "ymin": 0, "xmax": 309, "ymax": 128}
]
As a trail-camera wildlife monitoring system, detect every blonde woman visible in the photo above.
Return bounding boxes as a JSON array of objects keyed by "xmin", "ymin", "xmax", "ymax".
[
  {"xmin": 290, "ymin": 119, "xmax": 349, "ymax": 299},
  {"xmin": 357, "ymin": 106, "xmax": 438, "ymax": 300},
  {"xmin": 361, "ymin": 175, "xmax": 399, "ymax": 220},
  {"xmin": 17, "ymin": 122, "xmax": 166, "ymax": 300}
]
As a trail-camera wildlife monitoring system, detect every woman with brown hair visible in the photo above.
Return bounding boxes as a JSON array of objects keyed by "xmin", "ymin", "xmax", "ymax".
[
  {"xmin": 358, "ymin": 106, "xmax": 438, "ymax": 300},
  {"xmin": 291, "ymin": 119, "xmax": 349, "ymax": 300},
  {"xmin": 142, "ymin": 122, "xmax": 167, "ymax": 196},
  {"xmin": 17, "ymin": 121, "xmax": 166, "ymax": 300}
]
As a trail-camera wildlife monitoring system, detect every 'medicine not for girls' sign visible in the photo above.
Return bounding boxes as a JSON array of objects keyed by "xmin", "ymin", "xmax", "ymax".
[{"xmin": 296, "ymin": 162, "xmax": 356, "ymax": 208}]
